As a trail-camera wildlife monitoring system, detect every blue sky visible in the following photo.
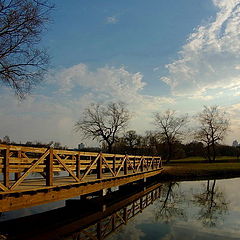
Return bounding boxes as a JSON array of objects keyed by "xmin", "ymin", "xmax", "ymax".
[{"xmin": 0, "ymin": 0, "xmax": 240, "ymax": 147}]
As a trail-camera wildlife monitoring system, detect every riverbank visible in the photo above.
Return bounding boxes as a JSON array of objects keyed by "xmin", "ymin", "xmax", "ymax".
[{"xmin": 159, "ymin": 162, "xmax": 240, "ymax": 181}]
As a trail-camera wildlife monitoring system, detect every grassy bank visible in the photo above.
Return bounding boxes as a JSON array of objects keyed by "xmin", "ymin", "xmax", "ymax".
[{"xmin": 159, "ymin": 161, "xmax": 240, "ymax": 181}]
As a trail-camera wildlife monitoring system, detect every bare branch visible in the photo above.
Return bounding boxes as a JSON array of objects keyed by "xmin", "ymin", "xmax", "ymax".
[
  {"xmin": 75, "ymin": 102, "xmax": 131, "ymax": 153},
  {"xmin": 0, "ymin": 0, "xmax": 53, "ymax": 98}
]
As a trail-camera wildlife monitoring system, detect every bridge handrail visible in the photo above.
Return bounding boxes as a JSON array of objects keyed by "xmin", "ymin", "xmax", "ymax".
[{"xmin": 0, "ymin": 144, "xmax": 162, "ymax": 192}]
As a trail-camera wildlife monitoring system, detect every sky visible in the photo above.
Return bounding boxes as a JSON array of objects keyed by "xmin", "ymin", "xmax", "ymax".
[{"xmin": 0, "ymin": 0, "xmax": 240, "ymax": 148}]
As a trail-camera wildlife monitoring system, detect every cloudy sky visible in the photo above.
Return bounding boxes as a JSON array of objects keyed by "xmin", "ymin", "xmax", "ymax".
[{"xmin": 1, "ymin": 0, "xmax": 240, "ymax": 147}]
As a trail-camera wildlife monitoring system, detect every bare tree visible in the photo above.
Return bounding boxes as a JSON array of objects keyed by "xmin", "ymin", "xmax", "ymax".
[
  {"xmin": 0, "ymin": 0, "xmax": 53, "ymax": 98},
  {"xmin": 75, "ymin": 102, "xmax": 131, "ymax": 153},
  {"xmin": 153, "ymin": 110, "xmax": 188, "ymax": 162},
  {"xmin": 195, "ymin": 106, "xmax": 230, "ymax": 162}
]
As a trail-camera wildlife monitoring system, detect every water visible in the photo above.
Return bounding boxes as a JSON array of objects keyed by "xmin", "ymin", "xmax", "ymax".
[
  {"xmin": 1, "ymin": 177, "xmax": 240, "ymax": 239},
  {"xmin": 108, "ymin": 178, "xmax": 240, "ymax": 240}
]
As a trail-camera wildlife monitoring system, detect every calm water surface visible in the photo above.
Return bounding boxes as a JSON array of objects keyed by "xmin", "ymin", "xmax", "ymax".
[
  {"xmin": 1, "ymin": 177, "xmax": 240, "ymax": 240},
  {"xmin": 107, "ymin": 178, "xmax": 240, "ymax": 240}
]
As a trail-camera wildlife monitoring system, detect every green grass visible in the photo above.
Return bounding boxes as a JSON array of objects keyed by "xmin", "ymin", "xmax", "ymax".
[
  {"xmin": 164, "ymin": 156, "xmax": 239, "ymax": 163},
  {"xmin": 160, "ymin": 161, "xmax": 240, "ymax": 181}
]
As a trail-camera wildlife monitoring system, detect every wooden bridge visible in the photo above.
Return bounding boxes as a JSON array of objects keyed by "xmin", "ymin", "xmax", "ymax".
[{"xmin": 0, "ymin": 144, "xmax": 162, "ymax": 212}]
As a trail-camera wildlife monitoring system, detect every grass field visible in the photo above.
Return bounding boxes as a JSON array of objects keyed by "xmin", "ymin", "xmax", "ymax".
[
  {"xmin": 163, "ymin": 156, "xmax": 239, "ymax": 163},
  {"xmin": 160, "ymin": 158, "xmax": 240, "ymax": 181}
]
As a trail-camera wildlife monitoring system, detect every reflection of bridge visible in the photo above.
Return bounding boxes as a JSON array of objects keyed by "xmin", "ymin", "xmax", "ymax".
[
  {"xmin": 0, "ymin": 181, "xmax": 162, "ymax": 240},
  {"xmin": 0, "ymin": 144, "xmax": 162, "ymax": 212}
]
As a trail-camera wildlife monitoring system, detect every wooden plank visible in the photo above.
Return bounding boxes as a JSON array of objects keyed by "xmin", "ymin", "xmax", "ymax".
[
  {"xmin": 81, "ymin": 154, "xmax": 100, "ymax": 181},
  {"xmin": 102, "ymin": 156, "xmax": 115, "ymax": 176},
  {"xmin": 54, "ymin": 154, "xmax": 80, "ymax": 182},
  {"xmin": 97, "ymin": 153, "xmax": 103, "ymax": 179},
  {"xmin": 14, "ymin": 150, "xmax": 22, "ymax": 180},
  {"xmin": 116, "ymin": 157, "xmax": 126, "ymax": 176},
  {"xmin": 3, "ymin": 146, "xmax": 10, "ymax": 187},
  {"xmin": 76, "ymin": 153, "xmax": 81, "ymax": 178},
  {"xmin": 10, "ymin": 149, "xmax": 50, "ymax": 190},
  {"xmin": 0, "ymin": 182, "xmax": 8, "ymax": 192},
  {"xmin": 46, "ymin": 148, "xmax": 54, "ymax": 186}
]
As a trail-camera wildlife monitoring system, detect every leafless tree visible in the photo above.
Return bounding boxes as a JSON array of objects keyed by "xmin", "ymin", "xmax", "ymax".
[
  {"xmin": 195, "ymin": 106, "xmax": 230, "ymax": 162},
  {"xmin": 0, "ymin": 0, "xmax": 53, "ymax": 98},
  {"xmin": 75, "ymin": 102, "xmax": 131, "ymax": 153},
  {"xmin": 153, "ymin": 110, "xmax": 188, "ymax": 162}
]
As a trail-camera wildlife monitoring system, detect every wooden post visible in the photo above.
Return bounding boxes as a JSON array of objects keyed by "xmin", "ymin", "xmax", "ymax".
[
  {"xmin": 112, "ymin": 213, "xmax": 116, "ymax": 231},
  {"xmin": 76, "ymin": 153, "xmax": 81, "ymax": 179},
  {"xmin": 124, "ymin": 155, "xmax": 128, "ymax": 175},
  {"xmin": 3, "ymin": 146, "xmax": 10, "ymax": 188},
  {"xmin": 113, "ymin": 155, "xmax": 116, "ymax": 175},
  {"xmin": 15, "ymin": 150, "xmax": 21, "ymax": 180},
  {"xmin": 46, "ymin": 148, "xmax": 53, "ymax": 186},
  {"xmin": 97, "ymin": 152, "xmax": 103, "ymax": 179},
  {"xmin": 97, "ymin": 221, "xmax": 102, "ymax": 240},
  {"xmin": 123, "ymin": 207, "xmax": 127, "ymax": 223},
  {"xmin": 140, "ymin": 157, "xmax": 144, "ymax": 172},
  {"xmin": 140, "ymin": 197, "xmax": 143, "ymax": 212}
]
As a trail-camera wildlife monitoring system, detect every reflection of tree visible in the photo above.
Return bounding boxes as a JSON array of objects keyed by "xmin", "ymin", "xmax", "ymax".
[
  {"xmin": 155, "ymin": 182, "xmax": 187, "ymax": 223},
  {"xmin": 193, "ymin": 180, "xmax": 228, "ymax": 227}
]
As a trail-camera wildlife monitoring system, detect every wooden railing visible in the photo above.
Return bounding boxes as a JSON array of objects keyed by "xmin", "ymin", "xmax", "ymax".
[{"xmin": 0, "ymin": 144, "xmax": 162, "ymax": 192}]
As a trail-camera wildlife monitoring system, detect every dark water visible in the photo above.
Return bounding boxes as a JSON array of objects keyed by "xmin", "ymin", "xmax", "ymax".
[
  {"xmin": 1, "ymin": 178, "xmax": 240, "ymax": 240},
  {"xmin": 107, "ymin": 178, "xmax": 240, "ymax": 240}
]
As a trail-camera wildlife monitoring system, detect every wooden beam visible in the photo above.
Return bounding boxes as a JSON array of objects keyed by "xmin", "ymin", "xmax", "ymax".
[
  {"xmin": 0, "ymin": 182, "xmax": 8, "ymax": 192},
  {"xmin": 10, "ymin": 149, "xmax": 50, "ymax": 190},
  {"xmin": 76, "ymin": 153, "xmax": 81, "ymax": 179},
  {"xmin": 46, "ymin": 148, "xmax": 54, "ymax": 186},
  {"xmin": 3, "ymin": 146, "xmax": 10, "ymax": 188},
  {"xmin": 54, "ymin": 154, "xmax": 80, "ymax": 182},
  {"xmin": 81, "ymin": 154, "xmax": 100, "ymax": 181},
  {"xmin": 14, "ymin": 150, "xmax": 22, "ymax": 180},
  {"xmin": 102, "ymin": 156, "xmax": 115, "ymax": 177},
  {"xmin": 97, "ymin": 153, "xmax": 103, "ymax": 179}
]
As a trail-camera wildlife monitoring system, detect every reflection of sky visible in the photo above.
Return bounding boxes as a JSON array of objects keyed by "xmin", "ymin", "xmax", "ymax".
[{"xmin": 107, "ymin": 178, "xmax": 240, "ymax": 240}]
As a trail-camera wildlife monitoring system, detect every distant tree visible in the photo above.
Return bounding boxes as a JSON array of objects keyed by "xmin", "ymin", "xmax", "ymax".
[
  {"xmin": 184, "ymin": 141, "xmax": 205, "ymax": 157},
  {"xmin": 75, "ymin": 102, "xmax": 131, "ymax": 153},
  {"xmin": 153, "ymin": 110, "xmax": 188, "ymax": 162},
  {"xmin": 123, "ymin": 130, "xmax": 140, "ymax": 149},
  {"xmin": 2, "ymin": 135, "xmax": 10, "ymax": 144},
  {"xmin": 195, "ymin": 106, "xmax": 230, "ymax": 162},
  {"xmin": 0, "ymin": 0, "xmax": 53, "ymax": 98}
]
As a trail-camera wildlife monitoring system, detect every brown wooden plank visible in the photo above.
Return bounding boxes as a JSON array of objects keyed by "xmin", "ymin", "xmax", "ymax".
[
  {"xmin": 10, "ymin": 149, "xmax": 50, "ymax": 190},
  {"xmin": 46, "ymin": 148, "xmax": 54, "ymax": 186},
  {"xmin": 54, "ymin": 154, "xmax": 80, "ymax": 182},
  {"xmin": 81, "ymin": 154, "xmax": 100, "ymax": 181},
  {"xmin": 3, "ymin": 146, "xmax": 10, "ymax": 187}
]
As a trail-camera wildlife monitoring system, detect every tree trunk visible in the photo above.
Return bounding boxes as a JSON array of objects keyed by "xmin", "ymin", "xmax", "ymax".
[
  {"xmin": 166, "ymin": 141, "xmax": 172, "ymax": 163},
  {"xmin": 212, "ymin": 142, "xmax": 216, "ymax": 161},
  {"xmin": 206, "ymin": 143, "xmax": 211, "ymax": 162},
  {"xmin": 108, "ymin": 143, "xmax": 113, "ymax": 153}
]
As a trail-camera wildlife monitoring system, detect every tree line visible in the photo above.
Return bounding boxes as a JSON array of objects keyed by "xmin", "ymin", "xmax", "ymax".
[{"xmin": 75, "ymin": 102, "xmax": 233, "ymax": 162}]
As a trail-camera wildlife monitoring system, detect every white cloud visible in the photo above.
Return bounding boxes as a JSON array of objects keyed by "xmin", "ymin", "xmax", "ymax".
[
  {"xmin": 106, "ymin": 16, "xmax": 118, "ymax": 24},
  {"xmin": 0, "ymin": 64, "xmax": 174, "ymax": 147},
  {"xmin": 161, "ymin": 0, "xmax": 240, "ymax": 97}
]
